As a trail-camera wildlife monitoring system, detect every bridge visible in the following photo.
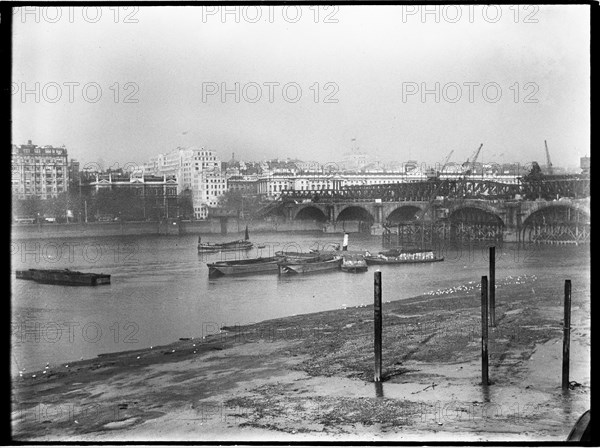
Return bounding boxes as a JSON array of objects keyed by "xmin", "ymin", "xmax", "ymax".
[{"xmin": 268, "ymin": 176, "xmax": 590, "ymax": 244}]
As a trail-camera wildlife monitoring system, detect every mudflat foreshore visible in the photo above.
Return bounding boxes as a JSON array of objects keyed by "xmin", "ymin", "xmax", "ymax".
[{"xmin": 12, "ymin": 272, "xmax": 590, "ymax": 441}]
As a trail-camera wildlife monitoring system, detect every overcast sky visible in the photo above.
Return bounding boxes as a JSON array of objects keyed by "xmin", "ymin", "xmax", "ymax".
[{"xmin": 12, "ymin": 5, "xmax": 589, "ymax": 169}]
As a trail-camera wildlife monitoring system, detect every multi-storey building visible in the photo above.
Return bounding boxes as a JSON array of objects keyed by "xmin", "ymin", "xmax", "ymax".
[
  {"xmin": 257, "ymin": 173, "xmax": 295, "ymax": 197},
  {"xmin": 257, "ymin": 171, "xmax": 521, "ymax": 199},
  {"xmin": 145, "ymin": 146, "xmax": 224, "ymax": 219},
  {"xmin": 143, "ymin": 156, "xmax": 159, "ymax": 175},
  {"xmin": 68, "ymin": 159, "xmax": 80, "ymax": 193},
  {"xmin": 192, "ymin": 170, "xmax": 228, "ymax": 218},
  {"xmin": 12, "ymin": 140, "xmax": 69, "ymax": 200},
  {"xmin": 580, "ymin": 156, "xmax": 590, "ymax": 175},
  {"xmin": 227, "ymin": 175, "xmax": 259, "ymax": 194}
]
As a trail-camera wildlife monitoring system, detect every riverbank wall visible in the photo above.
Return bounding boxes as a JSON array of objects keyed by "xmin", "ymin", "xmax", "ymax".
[{"xmin": 11, "ymin": 219, "xmax": 324, "ymax": 240}]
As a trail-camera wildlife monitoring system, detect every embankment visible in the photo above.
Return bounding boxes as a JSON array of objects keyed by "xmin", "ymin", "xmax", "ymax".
[{"xmin": 11, "ymin": 219, "xmax": 328, "ymax": 240}]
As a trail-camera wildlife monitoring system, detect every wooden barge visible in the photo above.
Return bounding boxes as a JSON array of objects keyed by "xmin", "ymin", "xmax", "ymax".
[
  {"xmin": 207, "ymin": 252, "xmax": 320, "ymax": 277},
  {"xmin": 341, "ymin": 254, "xmax": 368, "ymax": 273},
  {"xmin": 278, "ymin": 255, "xmax": 342, "ymax": 275},
  {"xmin": 15, "ymin": 269, "xmax": 111, "ymax": 286},
  {"xmin": 364, "ymin": 248, "xmax": 444, "ymax": 265},
  {"xmin": 207, "ymin": 256, "xmax": 280, "ymax": 277}
]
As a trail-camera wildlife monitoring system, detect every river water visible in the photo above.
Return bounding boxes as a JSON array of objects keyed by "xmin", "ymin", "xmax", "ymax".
[{"xmin": 10, "ymin": 230, "xmax": 590, "ymax": 375}]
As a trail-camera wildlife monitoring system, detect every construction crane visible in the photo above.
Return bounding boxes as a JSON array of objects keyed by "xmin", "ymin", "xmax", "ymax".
[
  {"xmin": 420, "ymin": 144, "xmax": 481, "ymax": 221},
  {"xmin": 427, "ymin": 149, "xmax": 455, "ymax": 180},
  {"xmin": 418, "ymin": 150, "xmax": 455, "ymax": 220},
  {"xmin": 439, "ymin": 149, "xmax": 454, "ymax": 176},
  {"xmin": 462, "ymin": 143, "xmax": 483, "ymax": 176},
  {"xmin": 544, "ymin": 140, "xmax": 554, "ymax": 175},
  {"xmin": 407, "ymin": 145, "xmax": 482, "ymax": 248}
]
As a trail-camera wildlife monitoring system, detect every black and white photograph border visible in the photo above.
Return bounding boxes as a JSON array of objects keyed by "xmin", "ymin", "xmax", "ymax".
[{"xmin": 8, "ymin": 1, "xmax": 591, "ymax": 443}]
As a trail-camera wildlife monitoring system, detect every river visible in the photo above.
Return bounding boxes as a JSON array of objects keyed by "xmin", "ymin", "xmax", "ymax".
[{"xmin": 10, "ymin": 230, "xmax": 590, "ymax": 375}]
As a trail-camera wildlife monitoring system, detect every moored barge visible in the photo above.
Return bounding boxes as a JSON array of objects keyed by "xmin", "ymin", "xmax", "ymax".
[
  {"xmin": 364, "ymin": 248, "xmax": 444, "ymax": 265},
  {"xmin": 198, "ymin": 226, "xmax": 254, "ymax": 253},
  {"xmin": 207, "ymin": 256, "xmax": 280, "ymax": 277},
  {"xmin": 341, "ymin": 254, "xmax": 368, "ymax": 273},
  {"xmin": 278, "ymin": 255, "xmax": 342, "ymax": 275},
  {"xmin": 16, "ymin": 269, "xmax": 111, "ymax": 286}
]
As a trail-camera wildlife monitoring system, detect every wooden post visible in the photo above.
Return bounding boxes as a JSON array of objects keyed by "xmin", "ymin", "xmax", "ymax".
[
  {"xmin": 562, "ymin": 280, "xmax": 572, "ymax": 390},
  {"xmin": 489, "ymin": 246, "xmax": 496, "ymax": 327},
  {"xmin": 374, "ymin": 271, "xmax": 382, "ymax": 382},
  {"xmin": 481, "ymin": 276, "xmax": 489, "ymax": 386}
]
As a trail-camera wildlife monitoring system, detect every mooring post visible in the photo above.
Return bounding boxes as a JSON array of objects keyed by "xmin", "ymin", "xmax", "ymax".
[
  {"xmin": 481, "ymin": 275, "xmax": 489, "ymax": 386},
  {"xmin": 562, "ymin": 279, "xmax": 572, "ymax": 390},
  {"xmin": 374, "ymin": 271, "xmax": 382, "ymax": 382},
  {"xmin": 489, "ymin": 246, "xmax": 496, "ymax": 327}
]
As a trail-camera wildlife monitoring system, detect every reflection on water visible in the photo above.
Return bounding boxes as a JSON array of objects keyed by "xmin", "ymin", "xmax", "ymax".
[
  {"xmin": 481, "ymin": 383, "xmax": 491, "ymax": 403},
  {"xmin": 11, "ymin": 231, "xmax": 590, "ymax": 374},
  {"xmin": 375, "ymin": 381, "xmax": 384, "ymax": 398}
]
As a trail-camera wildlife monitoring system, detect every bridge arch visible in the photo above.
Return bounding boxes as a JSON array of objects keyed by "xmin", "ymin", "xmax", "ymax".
[
  {"xmin": 521, "ymin": 203, "xmax": 590, "ymax": 244},
  {"xmin": 447, "ymin": 203, "xmax": 505, "ymax": 227},
  {"xmin": 447, "ymin": 205, "xmax": 505, "ymax": 242},
  {"xmin": 294, "ymin": 205, "xmax": 328, "ymax": 222},
  {"xmin": 335, "ymin": 205, "xmax": 374, "ymax": 223},
  {"xmin": 448, "ymin": 206, "xmax": 505, "ymax": 226},
  {"xmin": 520, "ymin": 201, "xmax": 590, "ymax": 225},
  {"xmin": 386, "ymin": 205, "xmax": 423, "ymax": 223}
]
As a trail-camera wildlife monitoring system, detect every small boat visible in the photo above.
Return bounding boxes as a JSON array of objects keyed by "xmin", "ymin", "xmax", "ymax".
[
  {"xmin": 278, "ymin": 255, "xmax": 342, "ymax": 275},
  {"xmin": 341, "ymin": 254, "xmax": 368, "ymax": 273},
  {"xmin": 207, "ymin": 256, "xmax": 281, "ymax": 277},
  {"xmin": 197, "ymin": 226, "xmax": 253, "ymax": 253},
  {"xmin": 15, "ymin": 269, "xmax": 111, "ymax": 286},
  {"xmin": 364, "ymin": 248, "xmax": 444, "ymax": 265}
]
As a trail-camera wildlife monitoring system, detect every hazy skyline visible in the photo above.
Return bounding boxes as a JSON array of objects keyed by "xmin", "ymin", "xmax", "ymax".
[{"xmin": 12, "ymin": 5, "xmax": 589, "ymax": 168}]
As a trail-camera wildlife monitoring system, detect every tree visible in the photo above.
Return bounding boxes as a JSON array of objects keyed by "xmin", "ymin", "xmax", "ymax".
[
  {"xmin": 13, "ymin": 196, "xmax": 43, "ymax": 219},
  {"xmin": 220, "ymin": 190, "xmax": 244, "ymax": 210},
  {"xmin": 177, "ymin": 189, "xmax": 194, "ymax": 219}
]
